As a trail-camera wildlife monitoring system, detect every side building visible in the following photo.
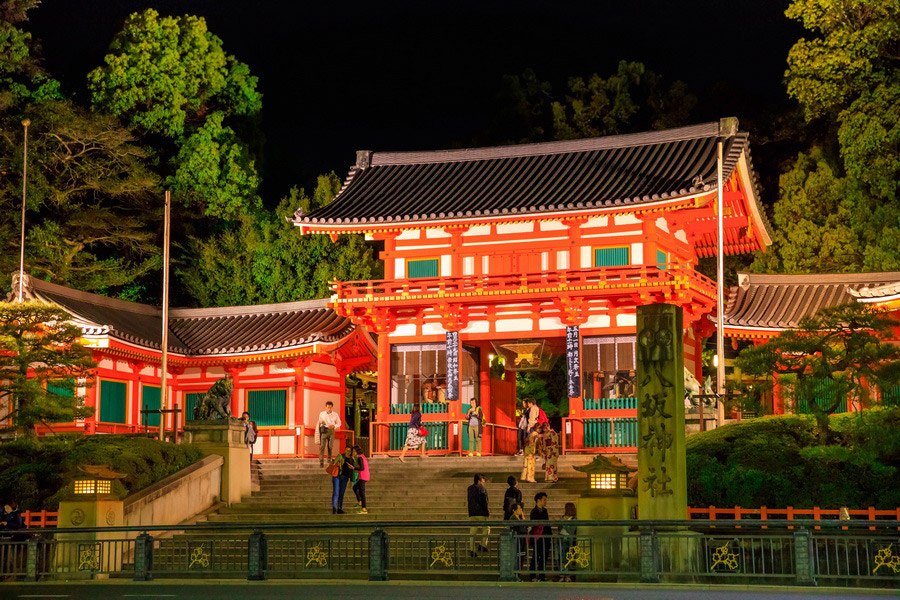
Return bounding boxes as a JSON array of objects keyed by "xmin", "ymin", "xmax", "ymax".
[
  {"xmin": 294, "ymin": 119, "xmax": 772, "ymax": 455},
  {"xmin": 2, "ymin": 274, "xmax": 376, "ymax": 458}
]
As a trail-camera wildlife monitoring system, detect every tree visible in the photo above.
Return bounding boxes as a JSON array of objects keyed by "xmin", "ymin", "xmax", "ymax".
[
  {"xmin": 86, "ymin": 9, "xmax": 260, "ymax": 139},
  {"xmin": 0, "ymin": 301, "xmax": 95, "ymax": 435},
  {"xmin": 735, "ymin": 302, "xmax": 900, "ymax": 441},
  {"xmin": 87, "ymin": 9, "xmax": 262, "ymax": 221},
  {"xmin": 178, "ymin": 173, "xmax": 381, "ymax": 306},
  {"xmin": 761, "ymin": 0, "xmax": 900, "ymax": 272},
  {"xmin": 551, "ymin": 61, "xmax": 696, "ymax": 140}
]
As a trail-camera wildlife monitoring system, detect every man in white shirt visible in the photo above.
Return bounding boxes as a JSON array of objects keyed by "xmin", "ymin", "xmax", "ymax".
[{"xmin": 316, "ymin": 401, "xmax": 341, "ymax": 467}]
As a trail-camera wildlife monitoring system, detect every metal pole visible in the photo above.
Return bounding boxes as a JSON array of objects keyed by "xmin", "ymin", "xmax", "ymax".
[
  {"xmin": 159, "ymin": 191, "xmax": 171, "ymax": 442},
  {"xmin": 18, "ymin": 119, "xmax": 30, "ymax": 302},
  {"xmin": 715, "ymin": 140, "xmax": 726, "ymax": 427}
]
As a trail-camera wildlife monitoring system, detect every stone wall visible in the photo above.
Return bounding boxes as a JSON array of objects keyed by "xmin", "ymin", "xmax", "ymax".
[{"xmin": 123, "ymin": 454, "xmax": 223, "ymax": 531}]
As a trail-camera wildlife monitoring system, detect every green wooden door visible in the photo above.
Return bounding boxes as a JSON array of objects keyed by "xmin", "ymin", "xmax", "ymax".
[
  {"xmin": 594, "ymin": 247, "xmax": 629, "ymax": 267},
  {"xmin": 99, "ymin": 380, "xmax": 127, "ymax": 424},
  {"xmin": 141, "ymin": 385, "xmax": 161, "ymax": 427}
]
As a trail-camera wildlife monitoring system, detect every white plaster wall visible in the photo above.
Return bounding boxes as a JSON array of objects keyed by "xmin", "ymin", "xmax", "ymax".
[
  {"xmin": 540, "ymin": 221, "xmax": 567, "ymax": 231},
  {"xmin": 616, "ymin": 313, "xmax": 637, "ymax": 327},
  {"xmin": 585, "ymin": 314, "xmax": 611, "ymax": 328},
  {"xmin": 581, "ymin": 246, "xmax": 591, "ymax": 267},
  {"xmin": 539, "ymin": 317, "xmax": 565, "ymax": 331},
  {"xmin": 675, "ymin": 230, "xmax": 688, "ymax": 243},
  {"xmin": 244, "ymin": 364, "xmax": 265, "ymax": 376},
  {"xmin": 614, "ymin": 214, "xmax": 641, "ymax": 226},
  {"xmin": 463, "ymin": 225, "xmax": 490, "ymax": 237},
  {"xmin": 557, "ymin": 251, "xmax": 569, "ymax": 269},
  {"xmin": 441, "ymin": 255, "xmax": 451, "ymax": 276},
  {"xmin": 426, "ymin": 228, "xmax": 451, "ymax": 238},
  {"xmin": 631, "ymin": 243, "xmax": 643, "ymax": 264},
  {"xmin": 397, "ymin": 229, "xmax": 420, "ymax": 240},
  {"xmin": 392, "ymin": 323, "xmax": 417, "ymax": 338},
  {"xmin": 655, "ymin": 217, "xmax": 669, "ymax": 232},
  {"xmin": 496, "ymin": 318, "xmax": 535, "ymax": 333},
  {"xmin": 463, "ymin": 256, "xmax": 475, "ymax": 275},
  {"xmin": 497, "ymin": 223, "xmax": 533, "ymax": 235},
  {"xmin": 395, "ymin": 258, "xmax": 404, "ymax": 277},
  {"xmin": 460, "ymin": 321, "xmax": 490, "ymax": 334},
  {"xmin": 585, "ymin": 216, "xmax": 609, "ymax": 228},
  {"xmin": 422, "ymin": 322, "xmax": 447, "ymax": 336}
]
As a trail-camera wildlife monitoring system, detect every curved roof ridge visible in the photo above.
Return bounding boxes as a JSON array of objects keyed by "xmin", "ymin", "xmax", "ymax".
[
  {"xmin": 737, "ymin": 271, "xmax": 900, "ymax": 285},
  {"xmin": 371, "ymin": 122, "xmax": 721, "ymax": 166},
  {"xmin": 23, "ymin": 274, "xmax": 159, "ymax": 316}
]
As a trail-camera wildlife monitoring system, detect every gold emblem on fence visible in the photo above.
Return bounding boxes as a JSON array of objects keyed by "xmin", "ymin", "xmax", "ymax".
[
  {"xmin": 873, "ymin": 545, "xmax": 900, "ymax": 574},
  {"xmin": 710, "ymin": 543, "xmax": 739, "ymax": 571},
  {"xmin": 306, "ymin": 542, "xmax": 329, "ymax": 567},
  {"xmin": 188, "ymin": 545, "xmax": 210, "ymax": 569},
  {"xmin": 430, "ymin": 544, "xmax": 454, "ymax": 568},
  {"xmin": 564, "ymin": 544, "xmax": 590, "ymax": 569},
  {"xmin": 77, "ymin": 545, "xmax": 99, "ymax": 571}
]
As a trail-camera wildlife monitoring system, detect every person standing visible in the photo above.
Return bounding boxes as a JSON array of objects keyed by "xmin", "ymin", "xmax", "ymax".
[
  {"xmin": 558, "ymin": 502, "xmax": 578, "ymax": 582},
  {"xmin": 398, "ymin": 403, "xmax": 427, "ymax": 463},
  {"xmin": 316, "ymin": 401, "xmax": 341, "ymax": 467},
  {"xmin": 466, "ymin": 400, "xmax": 485, "ymax": 456},
  {"xmin": 516, "ymin": 407, "xmax": 528, "ymax": 456},
  {"xmin": 240, "ymin": 411, "xmax": 258, "ymax": 458},
  {"xmin": 529, "ymin": 491, "xmax": 551, "ymax": 581},
  {"xmin": 506, "ymin": 502, "xmax": 528, "ymax": 577},
  {"xmin": 540, "ymin": 423, "xmax": 560, "ymax": 483},
  {"xmin": 352, "ymin": 445, "xmax": 370, "ymax": 514},
  {"xmin": 502, "ymin": 475, "xmax": 523, "ymax": 520},
  {"xmin": 466, "ymin": 473, "xmax": 490, "ymax": 556},
  {"xmin": 331, "ymin": 445, "xmax": 356, "ymax": 514}
]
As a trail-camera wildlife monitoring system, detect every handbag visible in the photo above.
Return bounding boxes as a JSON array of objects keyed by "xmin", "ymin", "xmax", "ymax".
[
  {"xmin": 325, "ymin": 462, "xmax": 339, "ymax": 477},
  {"xmin": 418, "ymin": 426, "xmax": 429, "ymax": 437}
]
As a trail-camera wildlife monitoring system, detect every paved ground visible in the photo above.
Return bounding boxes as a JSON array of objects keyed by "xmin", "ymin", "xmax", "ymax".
[{"xmin": 1, "ymin": 581, "xmax": 895, "ymax": 600}]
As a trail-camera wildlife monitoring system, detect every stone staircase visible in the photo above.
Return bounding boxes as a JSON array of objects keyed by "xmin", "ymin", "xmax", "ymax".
[{"xmin": 202, "ymin": 453, "xmax": 635, "ymax": 527}]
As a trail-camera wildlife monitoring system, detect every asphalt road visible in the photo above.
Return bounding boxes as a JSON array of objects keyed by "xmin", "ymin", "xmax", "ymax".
[{"xmin": 0, "ymin": 582, "xmax": 895, "ymax": 600}]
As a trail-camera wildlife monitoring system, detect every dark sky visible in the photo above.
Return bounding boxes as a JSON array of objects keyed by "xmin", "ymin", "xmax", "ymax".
[{"xmin": 27, "ymin": 0, "xmax": 803, "ymax": 202}]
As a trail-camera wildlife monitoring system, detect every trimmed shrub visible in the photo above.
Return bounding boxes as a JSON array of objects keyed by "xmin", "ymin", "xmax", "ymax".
[
  {"xmin": 687, "ymin": 408, "xmax": 900, "ymax": 509},
  {"xmin": 0, "ymin": 434, "xmax": 203, "ymax": 510}
]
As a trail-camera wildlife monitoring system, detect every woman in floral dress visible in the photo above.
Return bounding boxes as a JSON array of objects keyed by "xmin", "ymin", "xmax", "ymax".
[
  {"xmin": 399, "ymin": 402, "xmax": 427, "ymax": 463},
  {"xmin": 540, "ymin": 423, "xmax": 560, "ymax": 483}
]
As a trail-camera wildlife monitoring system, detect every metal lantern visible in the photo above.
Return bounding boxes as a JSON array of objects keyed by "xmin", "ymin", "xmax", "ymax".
[{"xmin": 574, "ymin": 455, "xmax": 635, "ymax": 496}]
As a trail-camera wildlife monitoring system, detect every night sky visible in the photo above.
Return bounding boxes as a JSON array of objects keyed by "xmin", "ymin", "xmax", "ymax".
[{"xmin": 27, "ymin": 1, "xmax": 803, "ymax": 202}]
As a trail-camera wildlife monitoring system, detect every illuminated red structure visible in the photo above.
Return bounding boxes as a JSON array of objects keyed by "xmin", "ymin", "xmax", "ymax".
[{"xmin": 294, "ymin": 120, "xmax": 772, "ymax": 455}]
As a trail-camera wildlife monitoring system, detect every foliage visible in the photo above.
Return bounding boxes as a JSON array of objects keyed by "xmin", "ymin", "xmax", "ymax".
[
  {"xmin": 86, "ymin": 8, "xmax": 261, "ymax": 139},
  {"xmin": 0, "ymin": 301, "xmax": 95, "ymax": 435},
  {"xmin": 178, "ymin": 173, "xmax": 380, "ymax": 306},
  {"xmin": 551, "ymin": 60, "xmax": 697, "ymax": 141},
  {"xmin": 759, "ymin": 0, "xmax": 900, "ymax": 272},
  {"xmin": 686, "ymin": 409, "xmax": 900, "ymax": 509},
  {"xmin": 516, "ymin": 357, "xmax": 568, "ymax": 421},
  {"xmin": 487, "ymin": 61, "xmax": 695, "ymax": 145},
  {"xmin": 735, "ymin": 302, "xmax": 900, "ymax": 439},
  {"xmin": 0, "ymin": 434, "xmax": 203, "ymax": 510}
]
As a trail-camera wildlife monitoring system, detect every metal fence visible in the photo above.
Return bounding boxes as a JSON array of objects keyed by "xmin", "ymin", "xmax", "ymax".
[{"xmin": 1, "ymin": 520, "xmax": 897, "ymax": 587}]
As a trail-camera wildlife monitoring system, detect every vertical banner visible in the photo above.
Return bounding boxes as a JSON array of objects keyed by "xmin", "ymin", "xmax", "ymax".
[
  {"xmin": 446, "ymin": 331, "xmax": 459, "ymax": 401},
  {"xmin": 565, "ymin": 325, "xmax": 581, "ymax": 398},
  {"xmin": 636, "ymin": 304, "xmax": 687, "ymax": 521}
]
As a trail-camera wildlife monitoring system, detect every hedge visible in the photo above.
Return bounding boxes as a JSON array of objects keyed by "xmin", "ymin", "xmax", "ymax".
[
  {"xmin": 0, "ymin": 434, "xmax": 203, "ymax": 510},
  {"xmin": 686, "ymin": 408, "xmax": 900, "ymax": 509}
]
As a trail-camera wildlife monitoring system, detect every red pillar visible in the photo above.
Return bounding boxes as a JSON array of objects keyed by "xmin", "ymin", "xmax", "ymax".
[
  {"xmin": 376, "ymin": 334, "xmax": 390, "ymax": 453},
  {"xmin": 478, "ymin": 341, "xmax": 492, "ymax": 454}
]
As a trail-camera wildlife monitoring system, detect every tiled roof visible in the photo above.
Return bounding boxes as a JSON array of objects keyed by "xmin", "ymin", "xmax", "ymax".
[
  {"xmin": 16, "ymin": 275, "xmax": 355, "ymax": 356},
  {"xmin": 723, "ymin": 272, "xmax": 900, "ymax": 329},
  {"xmin": 295, "ymin": 120, "xmax": 768, "ymax": 229}
]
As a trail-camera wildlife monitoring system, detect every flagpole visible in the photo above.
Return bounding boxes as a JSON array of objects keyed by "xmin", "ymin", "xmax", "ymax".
[
  {"xmin": 159, "ymin": 191, "xmax": 171, "ymax": 442},
  {"xmin": 715, "ymin": 139, "xmax": 726, "ymax": 428},
  {"xmin": 18, "ymin": 119, "xmax": 30, "ymax": 302}
]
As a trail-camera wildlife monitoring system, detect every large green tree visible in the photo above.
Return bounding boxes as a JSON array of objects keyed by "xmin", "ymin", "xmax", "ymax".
[
  {"xmin": 0, "ymin": 3, "xmax": 161, "ymax": 296},
  {"xmin": 179, "ymin": 173, "xmax": 380, "ymax": 306},
  {"xmin": 756, "ymin": 0, "xmax": 900, "ymax": 273},
  {"xmin": 0, "ymin": 301, "xmax": 95, "ymax": 435},
  {"xmin": 87, "ymin": 9, "xmax": 263, "ymax": 221}
]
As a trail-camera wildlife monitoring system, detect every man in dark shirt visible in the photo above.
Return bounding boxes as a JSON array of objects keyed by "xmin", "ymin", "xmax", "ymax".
[
  {"xmin": 503, "ymin": 475, "xmax": 523, "ymax": 519},
  {"xmin": 529, "ymin": 491, "xmax": 550, "ymax": 581},
  {"xmin": 466, "ymin": 473, "xmax": 489, "ymax": 556}
]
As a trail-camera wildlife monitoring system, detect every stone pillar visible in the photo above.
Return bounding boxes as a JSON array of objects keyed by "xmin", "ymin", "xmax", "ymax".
[
  {"xmin": 636, "ymin": 304, "xmax": 687, "ymax": 520},
  {"xmin": 57, "ymin": 497, "xmax": 125, "ymax": 578},
  {"xmin": 183, "ymin": 419, "xmax": 250, "ymax": 506}
]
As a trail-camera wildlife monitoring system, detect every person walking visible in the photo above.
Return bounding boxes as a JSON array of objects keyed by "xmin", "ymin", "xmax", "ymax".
[
  {"xmin": 540, "ymin": 423, "xmax": 560, "ymax": 483},
  {"xmin": 466, "ymin": 473, "xmax": 490, "ymax": 556},
  {"xmin": 316, "ymin": 401, "xmax": 341, "ymax": 467},
  {"xmin": 398, "ymin": 403, "xmax": 427, "ymax": 463},
  {"xmin": 558, "ymin": 502, "xmax": 577, "ymax": 582},
  {"xmin": 352, "ymin": 445, "xmax": 370, "ymax": 514},
  {"xmin": 466, "ymin": 399, "xmax": 485, "ymax": 456},
  {"xmin": 529, "ymin": 491, "xmax": 551, "ymax": 581},
  {"xmin": 502, "ymin": 475, "xmax": 523, "ymax": 520}
]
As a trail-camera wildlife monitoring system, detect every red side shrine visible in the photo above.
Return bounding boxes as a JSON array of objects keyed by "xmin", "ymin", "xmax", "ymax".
[{"xmin": 295, "ymin": 120, "xmax": 772, "ymax": 456}]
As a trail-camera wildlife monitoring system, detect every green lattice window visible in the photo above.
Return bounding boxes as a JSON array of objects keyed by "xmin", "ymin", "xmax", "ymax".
[
  {"xmin": 141, "ymin": 385, "xmax": 161, "ymax": 427},
  {"xmin": 247, "ymin": 389, "xmax": 287, "ymax": 427},
  {"xmin": 594, "ymin": 247, "xmax": 629, "ymax": 267},
  {"xmin": 407, "ymin": 258, "xmax": 439, "ymax": 278},
  {"xmin": 99, "ymin": 380, "xmax": 127, "ymax": 424},
  {"xmin": 47, "ymin": 380, "xmax": 75, "ymax": 423}
]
